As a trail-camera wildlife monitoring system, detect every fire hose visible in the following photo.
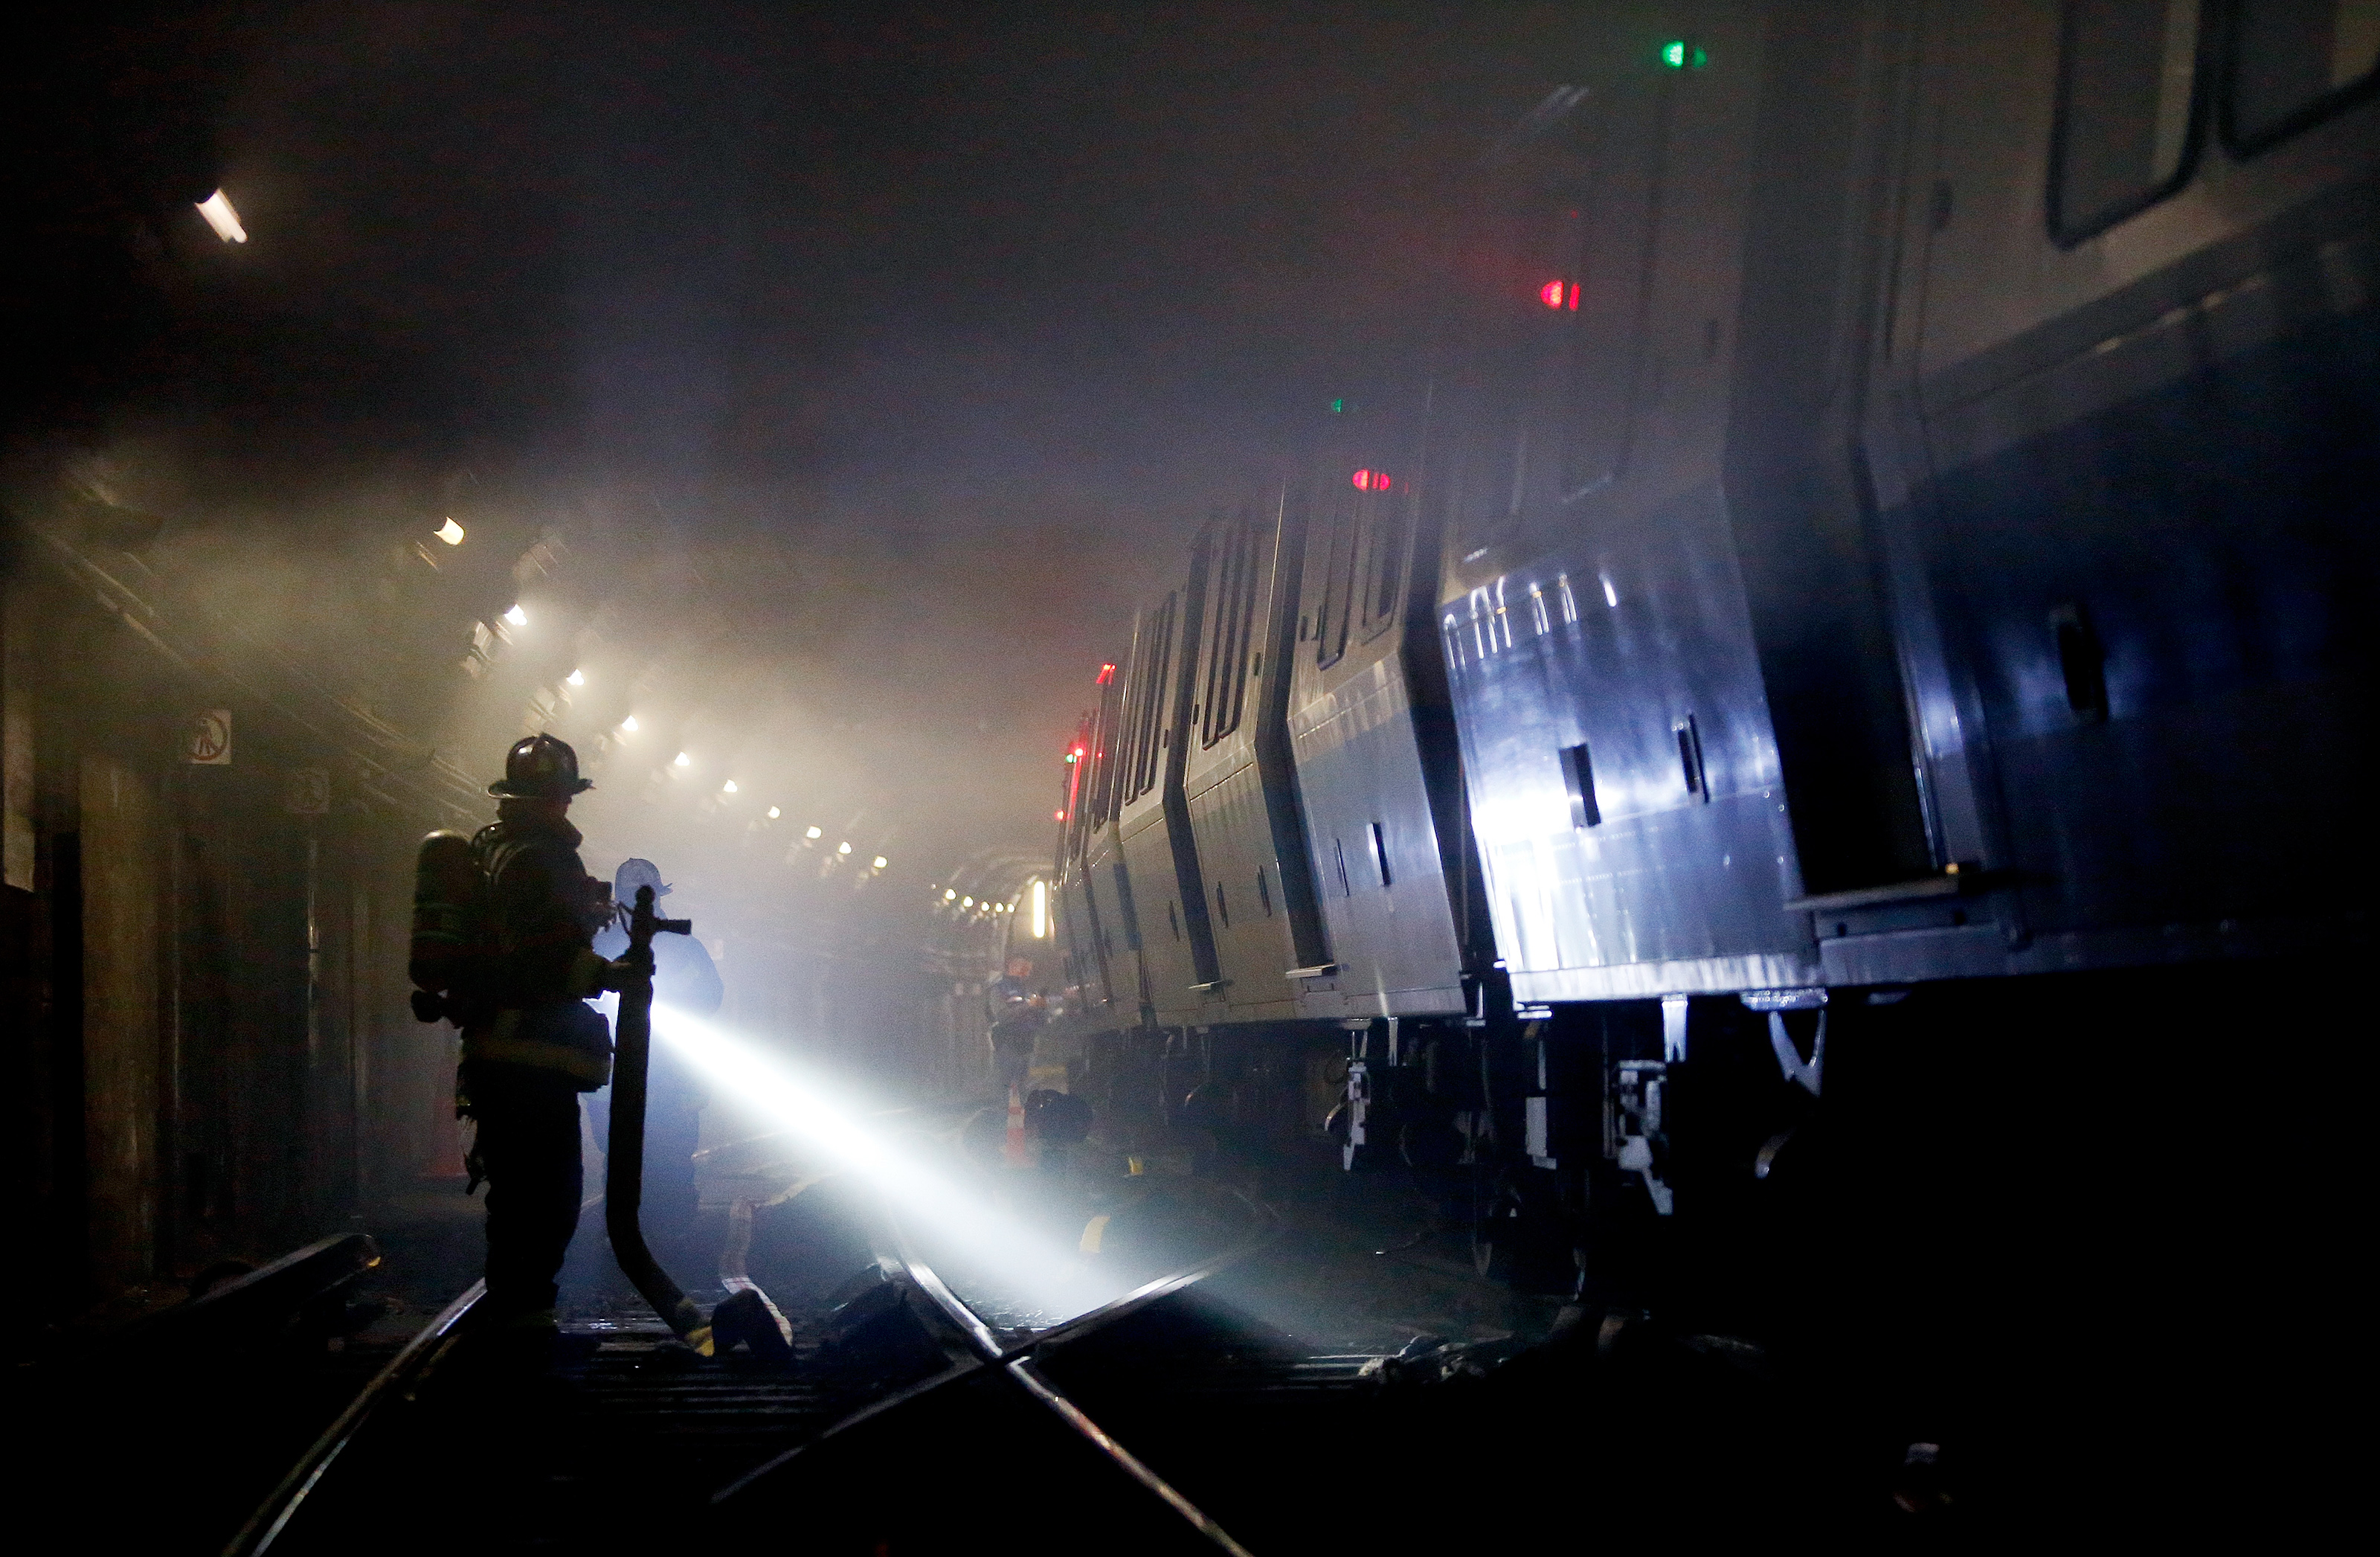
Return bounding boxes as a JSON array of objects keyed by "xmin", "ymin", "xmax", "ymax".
[{"xmin": 606, "ymin": 884, "xmax": 715, "ymax": 1355}]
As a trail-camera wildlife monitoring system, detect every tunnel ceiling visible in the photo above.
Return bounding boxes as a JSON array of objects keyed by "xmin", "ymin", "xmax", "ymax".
[{"xmin": 7, "ymin": 1, "xmax": 1615, "ymax": 915}]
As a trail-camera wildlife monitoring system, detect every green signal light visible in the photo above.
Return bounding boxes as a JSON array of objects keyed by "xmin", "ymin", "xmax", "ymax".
[
  {"xmin": 1330, "ymin": 397, "xmax": 1348, "ymax": 414},
  {"xmin": 1660, "ymin": 39, "xmax": 1707, "ymax": 69}
]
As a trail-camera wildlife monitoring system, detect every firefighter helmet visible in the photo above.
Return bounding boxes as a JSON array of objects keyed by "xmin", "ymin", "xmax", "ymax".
[
  {"xmin": 615, "ymin": 857, "xmax": 670, "ymax": 900},
  {"xmin": 487, "ymin": 733, "xmax": 594, "ymax": 798}
]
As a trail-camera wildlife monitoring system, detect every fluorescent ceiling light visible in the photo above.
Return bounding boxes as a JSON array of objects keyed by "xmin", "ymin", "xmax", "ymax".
[{"xmin": 196, "ymin": 189, "xmax": 246, "ymax": 243}]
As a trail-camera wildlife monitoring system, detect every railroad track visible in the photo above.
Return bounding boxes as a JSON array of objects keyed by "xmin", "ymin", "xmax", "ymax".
[
  {"xmin": 709, "ymin": 1187, "xmax": 1291, "ymax": 1553},
  {"xmin": 229, "ymin": 1178, "xmax": 1874, "ymax": 1553},
  {"xmin": 228, "ymin": 1183, "xmax": 1303, "ymax": 1555},
  {"xmin": 715, "ymin": 1189, "xmax": 1887, "ymax": 1551}
]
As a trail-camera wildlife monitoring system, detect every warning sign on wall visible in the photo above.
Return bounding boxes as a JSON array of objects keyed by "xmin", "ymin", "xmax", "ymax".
[
  {"xmin": 286, "ymin": 766, "xmax": 331, "ymax": 815},
  {"xmin": 186, "ymin": 708, "xmax": 232, "ymax": 765}
]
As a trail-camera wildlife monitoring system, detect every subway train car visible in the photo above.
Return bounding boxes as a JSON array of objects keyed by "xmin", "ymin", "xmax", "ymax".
[{"xmin": 1052, "ymin": 0, "xmax": 2374, "ymax": 1488}]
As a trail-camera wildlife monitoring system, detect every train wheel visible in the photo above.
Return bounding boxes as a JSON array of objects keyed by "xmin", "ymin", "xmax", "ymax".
[
  {"xmin": 1470, "ymin": 1169, "xmax": 1521, "ymax": 1280},
  {"xmin": 1471, "ymin": 1168, "xmax": 1576, "ymax": 1291}
]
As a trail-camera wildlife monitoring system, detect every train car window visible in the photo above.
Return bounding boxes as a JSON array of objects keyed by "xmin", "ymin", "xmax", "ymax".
[
  {"xmin": 1200, "ymin": 515, "xmax": 1261, "ymax": 748},
  {"xmin": 1121, "ymin": 594, "xmax": 1178, "ymax": 803},
  {"xmin": 1101, "ymin": 680, "xmax": 1125, "ymax": 824},
  {"xmin": 2048, "ymin": 0, "xmax": 2206, "ymax": 245},
  {"xmin": 1356, "ymin": 499, "xmax": 1407, "ymax": 645},
  {"xmin": 1561, "ymin": 742, "xmax": 1602, "ymax": 829},
  {"xmin": 2223, "ymin": 0, "xmax": 2380, "ymax": 150},
  {"xmin": 1195, "ymin": 524, "xmax": 1231, "ymax": 748},
  {"xmin": 1313, "ymin": 493, "xmax": 1357, "ymax": 669},
  {"xmin": 1086, "ymin": 678, "xmax": 1123, "ymax": 828},
  {"xmin": 1674, "ymin": 715, "xmax": 1709, "ymax": 800},
  {"xmin": 1110, "ymin": 861, "xmax": 1142, "ymax": 951},
  {"xmin": 1118, "ymin": 614, "xmax": 1151, "ymax": 804},
  {"xmin": 1223, "ymin": 519, "xmax": 1259, "ymax": 729}
]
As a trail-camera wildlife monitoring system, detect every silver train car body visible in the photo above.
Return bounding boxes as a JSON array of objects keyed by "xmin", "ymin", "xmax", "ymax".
[
  {"xmin": 1053, "ymin": 0, "xmax": 2374, "ymax": 1334},
  {"xmin": 1061, "ymin": 0, "xmax": 2378, "ymax": 1034},
  {"xmin": 1445, "ymin": 0, "xmax": 2375, "ymax": 1006},
  {"xmin": 1039, "ymin": 0, "xmax": 2371, "ymax": 1501},
  {"xmin": 1061, "ymin": 480, "xmax": 1482, "ymax": 1030}
]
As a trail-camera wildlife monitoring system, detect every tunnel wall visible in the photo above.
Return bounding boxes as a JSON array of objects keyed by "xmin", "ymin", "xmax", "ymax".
[
  {"xmin": 79, "ymin": 753, "xmax": 161, "ymax": 1297},
  {"xmin": 0, "ymin": 543, "xmax": 472, "ymax": 1318}
]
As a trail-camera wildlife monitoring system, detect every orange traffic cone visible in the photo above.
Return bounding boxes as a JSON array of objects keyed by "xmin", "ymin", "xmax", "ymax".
[{"xmin": 1003, "ymin": 1082, "xmax": 1029, "ymax": 1166}]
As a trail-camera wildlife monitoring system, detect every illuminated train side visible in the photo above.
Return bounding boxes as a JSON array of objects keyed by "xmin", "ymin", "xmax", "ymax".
[{"xmin": 1054, "ymin": 1, "xmax": 2379, "ymax": 1343}]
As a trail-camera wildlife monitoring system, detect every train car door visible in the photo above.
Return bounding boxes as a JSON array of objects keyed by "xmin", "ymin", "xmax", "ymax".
[
  {"xmin": 1113, "ymin": 580, "xmax": 1220, "ymax": 1025},
  {"xmin": 1870, "ymin": 0, "xmax": 2380, "ymax": 976}
]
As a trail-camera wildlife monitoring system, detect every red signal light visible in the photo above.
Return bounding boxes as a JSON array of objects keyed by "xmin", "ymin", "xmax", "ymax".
[
  {"xmin": 1054, "ymin": 809, "xmax": 1067, "ymax": 821},
  {"xmin": 1095, "ymin": 662, "xmax": 1116, "ymax": 684},
  {"xmin": 1541, "ymin": 279, "xmax": 1579, "ymax": 310},
  {"xmin": 1351, "ymin": 469, "xmax": 1394, "ymax": 492}
]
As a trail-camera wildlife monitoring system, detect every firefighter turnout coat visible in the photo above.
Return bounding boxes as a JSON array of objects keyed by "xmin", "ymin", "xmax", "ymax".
[{"xmin": 462, "ymin": 813, "xmax": 616, "ymax": 1091}]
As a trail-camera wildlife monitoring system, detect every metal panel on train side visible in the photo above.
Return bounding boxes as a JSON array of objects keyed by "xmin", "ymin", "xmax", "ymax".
[
  {"xmin": 1064, "ymin": 673, "xmax": 1140, "ymax": 1024},
  {"xmin": 1108, "ymin": 597, "xmax": 1190, "ymax": 1023},
  {"xmin": 1444, "ymin": 485, "xmax": 1817, "ymax": 1003},
  {"xmin": 1182, "ymin": 762, "xmax": 1305, "ymax": 1021},
  {"xmin": 1179, "ymin": 505, "xmax": 1316, "ymax": 1024},
  {"xmin": 1835, "ymin": 1, "xmax": 2380, "ymax": 981},
  {"xmin": 1060, "ymin": 826, "xmax": 1107, "ymax": 1018},
  {"xmin": 1287, "ymin": 650, "xmax": 1466, "ymax": 1016},
  {"xmin": 1055, "ymin": 870, "xmax": 1097, "ymax": 1009},
  {"xmin": 1113, "ymin": 563, "xmax": 1223, "ymax": 1027},
  {"xmin": 1076, "ymin": 824, "xmax": 1146, "ymax": 1024},
  {"xmin": 1119, "ymin": 817, "xmax": 1206, "ymax": 1024},
  {"xmin": 1436, "ymin": 3, "xmax": 1803, "ymax": 1004},
  {"xmin": 1287, "ymin": 481, "xmax": 1466, "ymax": 1019}
]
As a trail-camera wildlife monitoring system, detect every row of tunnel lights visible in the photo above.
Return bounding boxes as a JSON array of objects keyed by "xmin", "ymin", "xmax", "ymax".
[
  {"xmin": 614, "ymin": 719, "xmax": 887, "ymax": 869},
  {"xmin": 928, "ymin": 879, "xmax": 1050, "ymax": 940},
  {"xmin": 440, "ymin": 514, "xmax": 892, "ymax": 872}
]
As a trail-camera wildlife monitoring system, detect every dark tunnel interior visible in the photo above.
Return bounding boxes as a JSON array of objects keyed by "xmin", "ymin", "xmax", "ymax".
[{"xmin": 3, "ymin": 3, "xmax": 2372, "ymax": 1550}]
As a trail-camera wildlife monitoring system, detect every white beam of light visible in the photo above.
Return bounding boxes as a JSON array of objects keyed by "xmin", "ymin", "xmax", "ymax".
[{"xmin": 647, "ymin": 1004, "xmax": 1116, "ymax": 1320}]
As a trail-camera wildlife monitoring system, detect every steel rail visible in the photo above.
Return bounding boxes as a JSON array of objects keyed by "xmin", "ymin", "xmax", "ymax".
[
  {"xmin": 984, "ymin": 1187, "xmax": 1281, "ymax": 1363},
  {"xmin": 1003, "ymin": 1353, "xmax": 1257, "ymax": 1557},
  {"xmin": 223, "ymin": 1280, "xmax": 486, "ymax": 1557},
  {"xmin": 883, "ymin": 1194, "xmax": 1278, "ymax": 1556},
  {"xmin": 714, "ymin": 1185, "xmax": 1281, "ymax": 1543}
]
